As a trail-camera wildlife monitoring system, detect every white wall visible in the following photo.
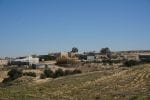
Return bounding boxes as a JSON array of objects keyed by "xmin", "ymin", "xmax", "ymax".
[
  {"xmin": 87, "ymin": 56, "xmax": 95, "ymax": 61},
  {"xmin": 14, "ymin": 56, "xmax": 39, "ymax": 64}
]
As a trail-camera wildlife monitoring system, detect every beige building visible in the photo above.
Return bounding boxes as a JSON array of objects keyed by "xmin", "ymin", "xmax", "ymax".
[
  {"xmin": 124, "ymin": 54, "xmax": 139, "ymax": 61},
  {"xmin": 68, "ymin": 52, "xmax": 78, "ymax": 58},
  {"xmin": 0, "ymin": 59, "xmax": 8, "ymax": 65},
  {"xmin": 58, "ymin": 52, "xmax": 69, "ymax": 58}
]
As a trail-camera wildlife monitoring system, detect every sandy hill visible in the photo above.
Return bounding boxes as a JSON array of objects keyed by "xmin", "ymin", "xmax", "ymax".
[{"xmin": 0, "ymin": 64, "xmax": 149, "ymax": 100}]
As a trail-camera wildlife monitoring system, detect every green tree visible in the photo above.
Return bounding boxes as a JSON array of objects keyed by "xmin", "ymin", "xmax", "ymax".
[
  {"xmin": 100, "ymin": 47, "xmax": 111, "ymax": 54},
  {"xmin": 71, "ymin": 47, "xmax": 78, "ymax": 53},
  {"xmin": 8, "ymin": 69, "xmax": 23, "ymax": 80},
  {"xmin": 100, "ymin": 47, "xmax": 111, "ymax": 58}
]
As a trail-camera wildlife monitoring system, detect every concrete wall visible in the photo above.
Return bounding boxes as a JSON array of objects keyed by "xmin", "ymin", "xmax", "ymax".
[
  {"xmin": 87, "ymin": 56, "xmax": 95, "ymax": 61},
  {"xmin": 13, "ymin": 56, "xmax": 39, "ymax": 65},
  {"xmin": 0, "ymin": 60, "xmax": 8, "ymax": 65}
]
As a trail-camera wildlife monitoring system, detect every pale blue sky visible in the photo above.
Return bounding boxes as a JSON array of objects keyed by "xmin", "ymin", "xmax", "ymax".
[{"xmin": 0, "ymin": 0, "xmax": 150, "ymax": 57}]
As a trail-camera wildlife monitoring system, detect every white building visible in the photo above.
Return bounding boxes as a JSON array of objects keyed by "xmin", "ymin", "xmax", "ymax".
[
  {"xmin": 13, "ymin": 56, "xmax": 39, "ymax": 65},
  {"xmin": 87, "ymin": 56, "xmax": 95, "ymax": 61}
]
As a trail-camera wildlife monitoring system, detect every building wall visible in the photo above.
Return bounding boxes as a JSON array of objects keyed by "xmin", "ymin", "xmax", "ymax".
[
  {"xmin": 138, "ymin": 54, "xmax": 150, "ymax": 61},
  {"xmin": 58, "ymin": 52, "xmax": 69, "ymax": 58},
  {"xmin": 0, "ymin": 60, "xmax": 8, "ymax": 65},
  {"xmin": 28, "ymin": 56, "xmax": 39, "ymax": 64},
  {"xmin": 12, "ymin": 56, "xmax": 39, "ymax": 65},
  {"xmin": 87, "ymin": 56, "xmax": 95, "ymax": 61},
  {"xmin": 124, "ymin": 54, "xmax": 139, "ymax": 61}
]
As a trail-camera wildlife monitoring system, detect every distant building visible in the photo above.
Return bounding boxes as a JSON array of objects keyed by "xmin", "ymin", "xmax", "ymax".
[
  {"xmin": 87, "ymin": 56, "xmax": 95, "ymax": 61},
  {"xmin": 79, "ymin": 52, "xmax": 96, "ymax": 62},
  {"xmin": 0, "ymin": 59, "xmax": 8, "ymax": 65},
  {"xmin": 123, "ymin": 54, "xmax": 139, "ymax": 61},
  {"xmin": 57, "ymin": 52, "xmax": 69, "ymax": 58},
  {"xmin": 11, "ymin": 56, "xmax": 39, "ymax": 66},
  {"xmin": 39, "ymin": 54, "xmax": 57, "ymax": 61},
  {"xmin": 78, "ymin": 54, "xmax": 87, "ymax": 61},
  {"xmin": 117, "ymin": 50, "xmax": 150, "ymax": 61},
  {"xmin": 68, "ymin": 52, "xmax": 78, "ymax": 58},
  {"xmin": 118, "ymin": 50, "xmax": 150, "ymax": 55},
  {"xmin": 138, "ymin": 54, "xmax": 150, "ymax": 61},
  {"xmin": 32, "ymin": 64, "xmax": 46, "ymax": 69}
]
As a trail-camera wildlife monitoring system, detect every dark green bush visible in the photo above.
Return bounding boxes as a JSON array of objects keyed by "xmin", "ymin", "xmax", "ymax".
[
  {"xmin": 102, "ymin": 59, "xmax": 113, "ymax": 65},
  {"xmin": 2, "ymin": 78, "xmax": 13, "ymax": 83},
  {"xmin": 23, "ymin": 72, "xmax": 36, "ymax": 77},
  {"xmin": 112, "ymin": 60, "xmax": 122, "ymax": 64},
  {"xmin": 72, "ymin": 69, "xmax": 82, "ymax": 74},
  {"xmin": 3, "ymin": 68, "xmax": 23, "ymax": 83},
  {"xmin": 7, "ymin": 69, "xmax": 23, "ymax": 80},
  {"xmin": 53, "ymin": 69, "xmax": 81, "ymax": 78},
  {"xmin": 64, "ymin": 70, "xmax": 74, "ymax": 75},
  {"xmin": 53, "ymin": 68, "xmax": 64, "ymax": 78},
  {"xmin": 41, "ymin": 68, "xmax": 82, "ymax": 79},
  {"xmin": 40, "ymin": 73, "xmax": 47, "ymax": 79},
  {"xmin": 129, "ymin": 96, "xmax": 138, "ymax": 100},
  {"xmin": 44, "ymin": 68, "xmax": 54, "ymax": 78},
  {"xmin": 56, "ymin": 58, "xmax": 77, "ymax": 65},
  {"xmin": 123, "ymin": 60, "xmax": 140, "ymax": 67},
  {"xmin": 141, "ymin": 59, "xmax": 150, "ymax": 63},
  {"xmin": 30, "ymin": 64, "xmax": 36, "ymax": 69}
]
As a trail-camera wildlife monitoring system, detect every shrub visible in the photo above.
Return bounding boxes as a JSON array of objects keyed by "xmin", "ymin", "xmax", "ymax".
[
  {"xmin": 64, "ymin": 70, "xmax": 74, "ymax": 75},
  {"xmin": 2, "ymin": 78, "xmax": 13, "ymax": 83},
  {"xmin": 72, "ymin": 69, "xmax": 82, "ymax": 74},
  {"xmin": 7, "ymin": 69, "xmax": 23, "ymax": 80},
  {"xmin": 23, "ymin": 72, "xmax": 36, "ymax": 77},
  {"xmin": 129, "ymin": 96, "xmax": 138, "ymax": 100},
  {"xmin": 45, "ymin": 64, "xmax": 48, "ymax": 69},
  {"xmin": 30, "ymin": 64, "xmax": 36, "ymax": 69},
  {"xmin": 41, "ymin": 68, "xmax": 82, "ymax": 79},
  {"xmin": 102, "ymin": 59, "xmax": 113, "ymax": 65},
  {"xmin": 40, "ymin": 73, "xmax": 47, "ymax": 79},
  {"xmin": 64, "ymin": 69, "xmax": 82, "ymax": 76},
  {"xmin": 112, "ymin": 60, "xmax": 122, "ymax": 64},
  {"xmin": 56, "ymin": 58, "xmax": 77, "ymax": 65},
  {"xmin": 3, "ymin": 68, "xmax": 23, "ymax": 83},
  {"xmin": 141, "ymin": 59, "xmax": 150, "ymax": 63},
  {"xmin": 44, "ymin": 69, "xmax": 54, "ymax": 78},
  {"xmin": 123, "ymin": 60, "xmax": 140, "ymax": 67},
  {"xmin": 53, "ymin": 68, "xmax": 64, "ymax": 78}
]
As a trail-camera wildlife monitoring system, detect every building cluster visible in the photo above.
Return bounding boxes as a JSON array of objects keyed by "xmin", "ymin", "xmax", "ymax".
[
  {"xmin": 0, "ymin": 50, "xmax": 150, "ymax": 67},
  {"xmin": 117, "ymin": 50, "xmax": 150, "ymax": 61}
]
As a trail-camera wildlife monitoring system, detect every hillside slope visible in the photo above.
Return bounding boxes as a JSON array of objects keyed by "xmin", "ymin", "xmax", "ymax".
[{"xmin": 0, "ymin": 64, "xmax": 149, "ymax": 100}]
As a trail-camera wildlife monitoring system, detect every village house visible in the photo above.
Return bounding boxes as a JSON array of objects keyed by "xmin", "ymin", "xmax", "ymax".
[
  {"xmin": 0, "ymin": 59, "xmax": 8, "ymax": 65},
  {"xmin": 138, "ymin": 53, "xmax": 150, "ymax": 61},
  {"xmin": 57, "ymin": 52, "xmax": 69, "ymax": 58},
  {"xmin": 68, "ymin": 52, "xmax": 78, "ymax": 58},
  {"xmin": 78, "ymin": 51, "xmax": 110, "ymax": 62},
  {"xmin": 11, "ymin": 56, "xmax": 39, "ymax": 66},
  {"xmin": 117, "ymin": 50, "xmax": 150, "ymax": 61}
]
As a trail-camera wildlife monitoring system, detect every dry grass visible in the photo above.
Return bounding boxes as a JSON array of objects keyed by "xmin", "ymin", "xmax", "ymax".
[
  {"xmin": 0, "ymin": 64, "xmax": 149, "ymax": 100},
  {"xmin": 0, "ymin": 70, "xmax": 8, "ymax": 82}
]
